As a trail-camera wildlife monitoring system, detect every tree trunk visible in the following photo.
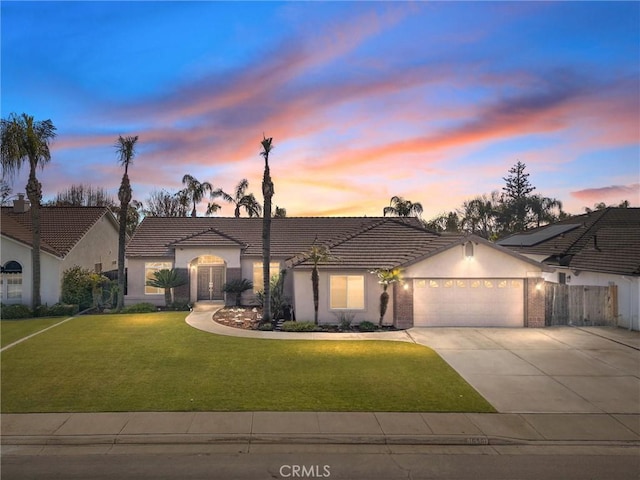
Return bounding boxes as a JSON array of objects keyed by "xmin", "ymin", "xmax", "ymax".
[
  {"xmin": 312, "ymin": 267, "xmax": 319, "ymax": 325},
  {"xmin": 262, "ymin": 168, "xmax": 273, "ymax": 323},
  {"xmin": 117, "ymin": 174, "xmax": 131, "ymax": 311},
  {"xmin": 26, "ymin": 171, "xmax": 42, "ymax": 310},
  {"xmin": 164, "ymin": 288, "xmax": 172, "ymax": 307},
  {"xmin": 379, "ymin": 286, "xmax": 389, "ymax": 327}
]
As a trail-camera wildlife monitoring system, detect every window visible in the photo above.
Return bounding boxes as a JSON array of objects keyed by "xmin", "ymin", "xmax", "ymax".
[
  {"xmin": 1, "ymin": 261, "xmax": 23, "ymax": 302},
  {"xmin": 145, "ymin": 262, "xmax": 172, "ymax": 294},
  {"xmin": 330, "ymin": 275, "xmax": 364, "ymax": 310},
  {"xmin": 558, "ymin": 273, "xmax": 566, "ymax": 284},
  {"xmin": 253, "ymin": 262, "xmax": 281, "ymax": 292}
]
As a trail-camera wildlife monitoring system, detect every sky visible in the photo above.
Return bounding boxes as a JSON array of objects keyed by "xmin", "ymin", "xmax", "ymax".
[{"xmin": 1, "ymin": 1, "xmax": 639, "ymax": 218}]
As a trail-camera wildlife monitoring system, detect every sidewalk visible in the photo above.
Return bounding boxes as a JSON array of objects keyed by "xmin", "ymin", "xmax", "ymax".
[{"xmin": 2, "ymin": 411, "xmax": 639, "ymax": 448}]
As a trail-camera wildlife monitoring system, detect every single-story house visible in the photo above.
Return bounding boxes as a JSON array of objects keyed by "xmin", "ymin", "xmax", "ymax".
[
  {"xmin": 498, "ymin": 207, "xmax": 639, "ymax": 331},
  {"xmin": 126, "ymin": 216, "xmax": 552, "ymax": 328},
  {"xmin": 1, "ymin": 195, "xmax": 120, "ymax": 306}
]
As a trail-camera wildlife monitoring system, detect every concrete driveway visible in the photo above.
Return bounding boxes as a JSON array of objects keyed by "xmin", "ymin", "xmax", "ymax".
[{"xmin": 408, "ymin": 326, "xmax": 640, "ymax": 414}]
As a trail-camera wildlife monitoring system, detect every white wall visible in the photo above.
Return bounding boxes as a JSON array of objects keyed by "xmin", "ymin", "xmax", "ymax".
[
  {"xmin": 174, "ymin": 247, "xmax": 241, "ymax": 269},
  {"xmin": 1, "ymin": 236, "xmax": 62, "ymax": 306},
  {"xmin": 405, "ymin": 242, "xmax": 545, "ymax": 279},
  {"xmin": 292, "ymin": 269, "xmax": 392, "ymax": 325},
  {"xmin": 62, "ymin": 214, "xmax": 119, "ymax": 274}
]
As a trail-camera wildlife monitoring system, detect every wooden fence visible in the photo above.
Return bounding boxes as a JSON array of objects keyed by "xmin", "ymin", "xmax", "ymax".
[{"xmin": 545, "ymin": 283, "xmax": 618, "ymax": 327}]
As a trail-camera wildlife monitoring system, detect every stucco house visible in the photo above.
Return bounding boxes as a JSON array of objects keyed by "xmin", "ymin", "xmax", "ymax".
[
  {"xmin": 498, "ymin": 207, "xmax": 640, "ymax": 331},
  {"xmin": 126, "ymin": 216, "xmax": 551, "ymax": 328},
  {"xmin": 1, "ymin": 196, "xmax": 120, "ymax": 307}
]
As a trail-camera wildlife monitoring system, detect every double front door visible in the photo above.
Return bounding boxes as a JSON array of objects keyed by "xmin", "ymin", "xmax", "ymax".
[{"xmin": 197, "ymin": 266, "xmax": 224, "ymax": 301}]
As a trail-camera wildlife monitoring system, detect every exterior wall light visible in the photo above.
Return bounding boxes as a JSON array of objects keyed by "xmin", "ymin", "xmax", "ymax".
[{"xmin": 464, "ymin": 242, "xmax": 474, "ymax": 259}]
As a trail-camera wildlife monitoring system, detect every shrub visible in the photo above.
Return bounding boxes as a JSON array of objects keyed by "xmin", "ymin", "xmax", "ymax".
[
  {"xmin": 258, "ymin": 323, "xmax": 274, "ymax": 331},
  {"xmin": 280, "ymin": 321, "xmax": 317, "ymax": 332},
  {"xmin": 121, "ymin": 303, "xmax": 157, "ymax": 314},
  {"xmin": 48, "ymin": 303, "xmax": 79, "ymax": 317},
  {"xmin": 255, "ymin": 271, "xmax": 290, "ymax": 319},
  {"xmin": 1, "ymin": 304, "xmax": 32, "ymax": 319},
  {"xmin": 335, "ymin": 311, "xmax": 355, "ymax": 331},
  {"xmin": 358, "ymin": 321, "xmax": 376, "ymax": 332},
  {"xmin": 222, "ymin": 279, "xmax": 254, "ymax": 307},
  {"xmin": 61, "ymin": 266, "xmax": 110, "ymax": 311}
]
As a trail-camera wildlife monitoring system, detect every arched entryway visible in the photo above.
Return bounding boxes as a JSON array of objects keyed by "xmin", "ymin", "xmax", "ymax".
[{"xmin": 192, "ymin": 255, "xmax": 226, "ymax": 301}]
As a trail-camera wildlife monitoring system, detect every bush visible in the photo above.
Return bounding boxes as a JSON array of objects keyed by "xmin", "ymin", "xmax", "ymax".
[
  {"xmin": 48, "ymin": 303, "xmax": 79, "ymax": 317},
  {"xmin": 280, "ymin": 321, "xmax": 317, "ymax": 332},
  {"xmin": 335, "ymin": 311, "xmax": 355, "ymax": 331},
  {"xmin": 121, "ymin": 303, "xmax": 157, "ymax": 314},
  {"xmin": 61, "ymin": 266, "xmax": 110, "ymax": 311},
  {"xmin": 258, "ymin": 323, "xmax": 274, "ymax": 331},
  {"xmin": 358, "ymin": 321, "xmax": 376, "ymax": 332},
  {"xmin": 1, "ymin": 304, "xmax": 32, "ymax": 319}
]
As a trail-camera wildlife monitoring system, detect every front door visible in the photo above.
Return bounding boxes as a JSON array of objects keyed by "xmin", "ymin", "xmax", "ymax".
[{"xmin": 197, "ymin": 266, "xmax": 224, "ymax": 301}]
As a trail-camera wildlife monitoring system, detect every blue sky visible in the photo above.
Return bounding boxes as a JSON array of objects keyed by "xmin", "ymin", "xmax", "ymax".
[{"xmin": 2, "ymin": 1, "xmax": 639, "ymax": 217}]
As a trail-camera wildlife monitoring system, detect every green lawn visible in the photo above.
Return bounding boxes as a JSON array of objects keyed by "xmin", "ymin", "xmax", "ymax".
[
  {"xmin": 1, "ymin": 317, "xmax": 71, "ymax": 348},
  {"xmin": 1, "ymin": 312, "xmax": 495, "ymax": 413}
]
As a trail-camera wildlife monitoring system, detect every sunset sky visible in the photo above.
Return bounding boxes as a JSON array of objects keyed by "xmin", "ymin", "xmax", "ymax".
[{"xmin": 2, "ymin": 1, "xmax": 639, "ymax": 218}]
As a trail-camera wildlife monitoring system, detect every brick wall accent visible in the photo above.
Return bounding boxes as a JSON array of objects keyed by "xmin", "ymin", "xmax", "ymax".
[
  {"xmin": 393, "ymin": 281, "xmax": 414, "ymax": 329},
  {"xmin": 525, "ymin": 277, "xmax": 546, "ymax": 328}
]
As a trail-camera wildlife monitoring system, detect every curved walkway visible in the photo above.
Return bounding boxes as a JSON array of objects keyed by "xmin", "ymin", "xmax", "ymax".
[{"xmin": 185, "ymin": 305, "xmax": 414, "ymax": 343}]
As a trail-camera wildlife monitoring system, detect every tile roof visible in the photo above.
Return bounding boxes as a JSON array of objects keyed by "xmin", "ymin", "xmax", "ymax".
[
  {"xmin": 127, "ymin": 216, "xmax": 443, "ymax": 267},
  {"xmin": 1, "ymin": 206, "xmax": 115, "ymax": 258},
  {"xmin": 498, "ymin": 208, "xmax": 640, "ymax": 276}
]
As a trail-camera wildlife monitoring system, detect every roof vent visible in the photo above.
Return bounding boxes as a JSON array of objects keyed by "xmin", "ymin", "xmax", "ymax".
[{"xmin": 12, "ymin": 194, "xmax": 30, "ymax": 213}]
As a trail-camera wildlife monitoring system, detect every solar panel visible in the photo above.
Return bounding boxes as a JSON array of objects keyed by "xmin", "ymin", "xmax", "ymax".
[{"xmin": 498, "ymin": 224, "xmax": 581, "ymax": 246}]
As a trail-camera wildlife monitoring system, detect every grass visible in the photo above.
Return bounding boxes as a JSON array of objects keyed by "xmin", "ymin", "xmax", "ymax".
[
  {"xmin": 1, "ymin": 312, "xmax": 495, "ymax": 413},
  {"xmin": 1, "ymin": 317, "xmax": 71, "ymax": 348}
]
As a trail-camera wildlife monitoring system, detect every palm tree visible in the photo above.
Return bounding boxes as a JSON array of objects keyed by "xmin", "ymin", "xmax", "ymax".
[
  {"xmin": 115, "ymin": 135, "xmax": 138, "ymax": 310},
  {"xmin": 181, "ymin": 174, "xmax": 214, "ymax": 217},
  {"xmin": 215, "ymin": 179, "xmax": 262, "ymax": 218},
  {"xmin": 306, "ymin": 245, "xmax": 338, "ymax": 325},
  {"xmin": 1, "ymin": 113, "xmax": 57, "ymax": 309},
  {"xmin": 222, "ymin": 278, "xmax": 254, "ymax": 306},
  {"xmin": 383, "ymin": 196, "xmax": 423, "ymax": 217},
  {"xmin": 146, "ymin": 268, "xmax": 187, "ymax": 307},
  {"xmin": 528, "ymin": 195, "xmax": 564, "ymax": 228},
  {"xmin": 370, "ymin": 268, "xmax": 402, "ymax": 326},
  {"xmin": 260, "ymin": 136, "xmax": 275, "ymax": 323}
]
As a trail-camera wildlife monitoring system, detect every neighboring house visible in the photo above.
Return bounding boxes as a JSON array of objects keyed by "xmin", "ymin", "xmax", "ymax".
[
  {"xmin": 126, "ymin": 216, "xmax": 551, "ymax": 328},
  {"xmin": 1, "ymin": 196, "xmax": 120, "ymax": 307},
  {"xmin": 498, "ymin": 208, "xmax": 640, "ymax": 331}
]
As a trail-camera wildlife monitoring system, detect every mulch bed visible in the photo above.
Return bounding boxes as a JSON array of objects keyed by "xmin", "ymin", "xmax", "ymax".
[
  {"xmin": 212, "ymin": 307, "xmax": 262, "ymax": 330},
  {"xmin": 212, "ymin": 307, "xmax": 398, "ymax": 332}
]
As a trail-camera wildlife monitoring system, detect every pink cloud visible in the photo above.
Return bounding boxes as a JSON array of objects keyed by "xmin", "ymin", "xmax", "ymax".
[{"xmin": 570, "ymin": 184, "xmax": 639, "ymax": 204}]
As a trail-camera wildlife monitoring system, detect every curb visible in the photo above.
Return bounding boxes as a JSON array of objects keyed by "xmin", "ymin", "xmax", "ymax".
[{"xmin": 3, "ymin": 433, "xmax": 639, "ymax": 447}]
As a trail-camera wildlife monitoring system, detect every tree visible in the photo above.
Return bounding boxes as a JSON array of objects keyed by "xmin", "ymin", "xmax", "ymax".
[
  {"xmin": 370, "ymin": 268, "xmax": 402, "ymax": 326},
  {"xmin": 260, "ymin": 136, "xmax": 275, "ymax": 323},
  {"xmin": 501, "ymin": 161, "xmax": 535, "ymax": 233},
  {"xmin": 222, "ymin": 279, "xmax": 254, "ymax": 307},
  {"xmin": 144, "ymin": 189, "xmax": 189, "ymax": 217},
  {"xmin": 528, "ymin": 195, "xmax": 564, "ymax": 228},
  {"xmin": 145, "ymin": 268, "xmax": 187, "ymax": 307},
  {"xmin": 274, "ymin": 206, "xmax": 287, "ymax": 218},
  {"xmin": 1, "ymin": 113, "xmax": 57, "ymax": 309},
  {"xmin": 585, "ymin": 200, "xmax": 630, "ymax": 213},
  {"xmin": 383, "ymin": 196, "xmax": 423, "ymax": 217},
  {"xmin": 181, "ymin": 174, "xmax": 214, "ymax": 217},
  {"xmin": 0, "ymin": 179, "xmax": 13, "ymax": 205},
  {"xmin": 115, "ymin": 135, "xmax": 138, "ymax": 310},
  {"xmin": 49, "ymin": 184, "xmax": 114, "ymax": 207},
  {"xmin": 215, "ymin": 178, "xmax": 262, "ymax": 218},
  {"xmin": 306, "ymin": 245, "xmax": 338, "ymax": 325},
  {"xmin": 460, "ymin": 192, "xmax": 501, "ymax": 239}
]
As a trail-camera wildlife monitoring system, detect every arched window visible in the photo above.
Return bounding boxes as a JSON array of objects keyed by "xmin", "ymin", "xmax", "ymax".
[{"xmin": 2, "ymin": 261, "xmax": 23, "ymax": 302}]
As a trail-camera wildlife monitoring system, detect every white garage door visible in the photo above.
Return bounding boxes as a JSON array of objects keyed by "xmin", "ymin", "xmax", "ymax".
[{"xmin": 413, "ymin": 278, "xmax": 524, "ymax": 327}]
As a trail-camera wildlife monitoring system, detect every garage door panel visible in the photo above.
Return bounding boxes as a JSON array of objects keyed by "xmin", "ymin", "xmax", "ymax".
[{"xmin": 414, "ymin": 278, "xmax": 523, "ymax": 327}]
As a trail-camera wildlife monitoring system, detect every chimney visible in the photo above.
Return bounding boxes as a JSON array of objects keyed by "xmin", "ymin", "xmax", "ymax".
[{"xmin": 13, "ymin": 194, "xmax": 30, "ymax": 213}]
